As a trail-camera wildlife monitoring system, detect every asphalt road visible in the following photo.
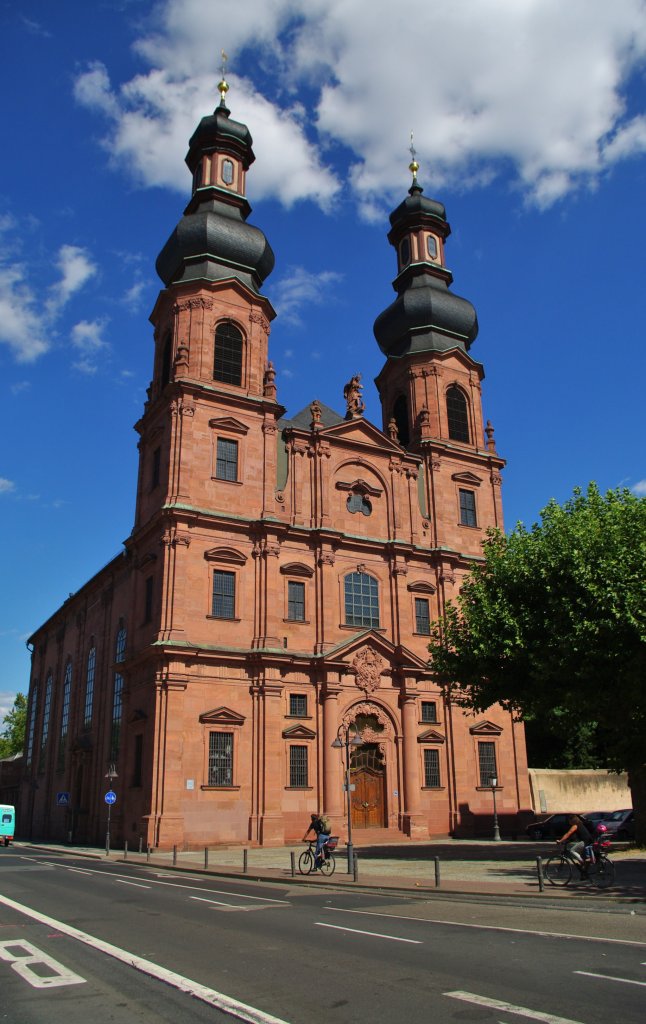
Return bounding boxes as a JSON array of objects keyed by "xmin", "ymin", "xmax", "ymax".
[{"xmin": 1, "ymin": 848, "xmax": 645, "ymax": 1024}]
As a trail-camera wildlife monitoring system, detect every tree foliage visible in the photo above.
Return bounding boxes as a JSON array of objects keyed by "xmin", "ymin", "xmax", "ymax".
[
  {"xmin": 429, "ymin": 484, "xmax": 646, "ymax": 840},
  {"xmin": 0, "ymin": 693, "xmax": 27, "ymax": 759}
]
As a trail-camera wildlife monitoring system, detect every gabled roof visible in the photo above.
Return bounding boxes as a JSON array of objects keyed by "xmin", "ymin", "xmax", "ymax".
[
  {"xmin": 315, "ymin": 629, "xmax": 429, "ymax": 671},
  {"xmin": 280, "ymin": 402, "xmax": 344, "ymax": 431}
]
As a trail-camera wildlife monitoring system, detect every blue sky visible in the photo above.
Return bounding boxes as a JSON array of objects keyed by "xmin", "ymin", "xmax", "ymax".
[{"xmin": 2, "ymin": 0, "xmax": 645, "ymax": 720}]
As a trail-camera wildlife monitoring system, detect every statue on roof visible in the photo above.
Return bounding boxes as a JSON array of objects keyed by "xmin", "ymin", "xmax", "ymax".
[{"xmin": 344, "ymin": 373, "xmax": 365, "ymax": 420}]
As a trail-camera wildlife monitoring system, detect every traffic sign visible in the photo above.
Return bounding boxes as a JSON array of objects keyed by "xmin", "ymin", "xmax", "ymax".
[
  {"xmin": 56, "ymin": 792, "xmax": 70, "ymax": 807},
  {"xmin": 104, "ymin": 790, "xmax": 117, "ymax": 805}
]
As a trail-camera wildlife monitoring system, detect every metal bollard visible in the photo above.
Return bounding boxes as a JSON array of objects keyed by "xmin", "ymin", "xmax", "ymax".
[
  {"xmin": 353, "ymin": 852, "xmax": 359, "ymax": 883},
  {"xmin": 434, "ymin": 856, "xmax": 441, "ymax": 888},
  {"xmin": 124, "ymin": 840, "xmax": 128, "ymax": 860},
  {"xmin": 138, "ymin": 836, "xmax": 143, "ymax": 854},
  {"xmin": 147, "ymin": 845, "xmax": 151, "ymax": 863},
  {"xmin": 204, "ymin": 847, "xmax": 209, "ymax": 870},
  {"xmin": 243, "ymin": 848, "xmax": 248, "ymax": 873},
  {"xmin": 290, "ymin": 851, "xmax": 296, "ymax": 877},
  {"xmin": 173, "ymin": 844, "xmax": 177, "ymax": 866},
  {"xmin": 536, "ymin": 855, "xmax": 544, "ymax": 892}
]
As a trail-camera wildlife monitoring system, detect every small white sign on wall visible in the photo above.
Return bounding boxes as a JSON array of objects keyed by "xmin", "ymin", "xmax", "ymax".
[{"xmin": 186, "ymin": 779, "xmax": 195, "ymax": 790}]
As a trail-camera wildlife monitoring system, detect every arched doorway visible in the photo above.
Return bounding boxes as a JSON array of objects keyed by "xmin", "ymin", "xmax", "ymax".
[{"xmin": 350, "ymin": 742, "xmax": 386, "ymax": 828}]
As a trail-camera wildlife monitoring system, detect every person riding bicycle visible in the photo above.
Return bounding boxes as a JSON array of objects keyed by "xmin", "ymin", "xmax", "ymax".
[
  {"xmin": 557, "ymin": 814, "xmax": 594, "ymax": 873},
  {"xmin": 302, "ymin": 812, "xmax": 331, "ymax": 869}
]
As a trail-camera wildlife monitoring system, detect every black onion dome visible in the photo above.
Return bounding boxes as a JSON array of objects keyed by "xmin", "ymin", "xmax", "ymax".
[
  {"xmin": 373, "ymin": 182, "xmax": 478, "ymax": 356},
  {"xmin": 155, "ymin": 101, "xmax": 274, "ymax": 293}
]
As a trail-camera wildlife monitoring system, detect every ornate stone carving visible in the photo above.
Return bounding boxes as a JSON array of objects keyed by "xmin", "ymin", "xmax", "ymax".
[
  {"xmin": 387, "ymin": 417, "xmax": 399, "ymax": 442},
  {"xmin": 352, "ymin": 647, "xmax": 385, "ymax": 694},
  {"xmin": 250, "ymin": 311, "xmax": 270, "ymax": 334},
  {"xmin": 310, "ymin": 399, "xmax": 322, "ymax": 430},
  {"xmin": 491, "ymin": 472, "xmax": 503, "ymax": 486},
  {"xmin": 341, "ymin": 701, "xmax": 393, "ymax": 740},
  {"xmin": 180, "ymin": 399, "xmax": 195, "ymax": 417},
  {"xmin": 318, "ymin": 552, "xmax": 335, "ymax": 566},
  {"xmin": 263, "ymin": 361, "xmax": 276, "ymax": 399}
]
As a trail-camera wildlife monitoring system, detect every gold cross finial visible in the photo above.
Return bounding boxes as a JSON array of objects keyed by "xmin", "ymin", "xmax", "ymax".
[
  {"xmin": 218, "ymin": 49, "xmax": 229, "ymax": 104},
  {"xmin": 409, "ymin": 131, "xmax": 419, "ymax": 184}
]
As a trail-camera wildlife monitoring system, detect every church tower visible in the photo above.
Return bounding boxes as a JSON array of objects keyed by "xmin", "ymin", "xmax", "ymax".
[{"xmin": 374, "ymin": 150, "xmax": 505, "ymax": 590}]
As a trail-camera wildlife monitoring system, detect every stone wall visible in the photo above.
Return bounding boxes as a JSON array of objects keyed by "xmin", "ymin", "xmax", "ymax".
[{"xmin": 528, "ymin": 768, "xmax": 631, "ymax": 814}]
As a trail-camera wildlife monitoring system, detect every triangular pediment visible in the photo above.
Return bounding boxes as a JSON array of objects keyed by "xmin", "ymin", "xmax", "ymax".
[
  {"xmin": 469, "ymin": 719, "xmax": 503, "ymax": 736},
  {"xmin": 199, "ymin": 706, "xmax": 246, "ymax": 726},
  {"xmin": 318, "ymin": 629, "xmax": 428, "ymax": 672},
  {"xmin": 417, "ymin": 728, "xmax": 445, "ymax": 743},
  {"xmin": 451, "ymin": 472, "xmax": 482, "ymax": 486},
  {"xmin": 321, "ymin": 416, "xmax": 406, "ymax": 454},
  {"xmin": 282, "ymin": 724, "xmax": 316, "ymax": 739},
  {"xmin": 208, "ymin": 416, "xmax": 249, "ymax": 435}
]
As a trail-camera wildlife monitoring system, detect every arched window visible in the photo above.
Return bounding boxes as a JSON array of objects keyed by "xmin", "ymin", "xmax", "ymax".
[
  {"xmin": 344, "ymin": 572, "xmax": 380, "ymax": 628},
  {"xmin": 214, "ymin": 322, "xmax": 243, "ymax": 386},
  {"xmin": 111, "ymin": 625, "xmax": 127, "ymax": 761},
  {"xmin": 160, "ymin": 332, "xmax": 172, "ymax": 391},
  {"xmin": 392, "ymin": 395, "xmax": 410, "ymax": 446},
  {"xmin": 84, "ymin": 646, "xmax": 96, "ymax": 728},
  {"xmin": 58, "ymin": 660, "xmax": 72, "ymax": 770},
  {"xmin": 446, "ymin": 385, "xmax": 470, "ymax": 443}
]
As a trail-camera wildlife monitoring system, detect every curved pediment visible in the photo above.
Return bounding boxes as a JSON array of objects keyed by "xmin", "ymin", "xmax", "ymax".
[
  {"xmin": 407, "ymin": 580, "xmax": 436, "ymax": 594},
  {"xmin": 280, "ymin": 562, "xmax": 314, "ymax": 578},
  {"xmin": 204, "ymin": 546, "xmax": 247, "ymax": 565}
]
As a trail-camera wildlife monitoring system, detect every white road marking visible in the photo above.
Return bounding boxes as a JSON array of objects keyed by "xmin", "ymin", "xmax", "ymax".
[
  {"xmin": 445, "ymin": 991, "xmax": 584, "ymax": 1024},
  {"xmin": 575, "ymin": 971, "xmax": 646, "ymax": 987},
  {"xmin": 0, "ymin": 939, "xmax": 85, "ymax": 989},
  {"xmin": 68, "ymin": 868, "xmax": 93, "ymax": 876},
  {"xmin": 190, "ymin": 896, "xmax": 243, "ymax": 908},
  {"xmin": 315, "ymin": 922, "xmax": 422, "ymax": 944},
  {"xmin": 115, "ymin": 879, "xmax": 151, "ymax": 889},
  {"xmin": 324, "ymin": 906, "xmax": 646, "ymax": 947},
  {"xmin": 0, "ymin": 894, "xmax": 291, "ymax": 1024}
]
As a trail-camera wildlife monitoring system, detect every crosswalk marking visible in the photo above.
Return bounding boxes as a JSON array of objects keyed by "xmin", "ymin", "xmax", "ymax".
[{"xmin": 444, "ymin": 991, "xmax": 584, "ymax": 1024}]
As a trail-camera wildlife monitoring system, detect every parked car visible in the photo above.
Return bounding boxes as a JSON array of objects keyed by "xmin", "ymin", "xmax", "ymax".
[
  {"xmin": 525, "ymin": 813, "xmax": 579, "ymax": 840},
  {"xmin": 581, "ymin": 811, "xmax": 612, "ymax": 825},
  {"xmin": 597, "ymin": 808, "xmax": 635, "ymax": 840}
]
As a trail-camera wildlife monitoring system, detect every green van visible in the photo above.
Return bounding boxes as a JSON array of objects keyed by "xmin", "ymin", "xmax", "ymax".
[{"xmin": 0, "ymin": 804, "xmax": 15, "ymax": 845}]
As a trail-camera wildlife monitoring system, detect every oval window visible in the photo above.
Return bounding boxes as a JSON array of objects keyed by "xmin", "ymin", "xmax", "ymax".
[
  {"xmin": 400, "ymin": 238, "xmax": 410, "ymax": 267},
  {"xmin": 427, "ymin": 235, "xmax": 438, "ymax": 259},
  {"xmin": 222, "ymin": 159, "xmax": 234, "ymax": 186}
]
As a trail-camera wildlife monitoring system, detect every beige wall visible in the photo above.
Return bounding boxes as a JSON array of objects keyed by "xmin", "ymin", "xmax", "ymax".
[{"xmin": 528, "ymin": 769, "xmax": 631, "ymax": 814}]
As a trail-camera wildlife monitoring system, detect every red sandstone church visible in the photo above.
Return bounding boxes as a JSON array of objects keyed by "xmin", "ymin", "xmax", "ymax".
[{"xmin": 21, "ymin": 76, "xmax": 531, "ymax": 849}]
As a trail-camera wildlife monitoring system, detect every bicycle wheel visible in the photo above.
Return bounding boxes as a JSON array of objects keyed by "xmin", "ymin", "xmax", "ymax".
[
  {"xmin": 298, "ymin": 849, "xmax": 314, "ymax": 875},
  {"xmin": 592, "ymin": 856, "xmax": 615, "ymax": 888},
  {"xmin": 544, "ymin": 855, "xmax": 572, "ymax": 886},
  {"xmin": 319, "ymin": 853, "xmax": 335, "ymax": 877}
]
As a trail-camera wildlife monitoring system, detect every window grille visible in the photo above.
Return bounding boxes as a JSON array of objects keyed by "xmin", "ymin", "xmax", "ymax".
[
  {"xmin": 209, "ymin": 732, "xmax": 233, "ymax": 786},
  {"xmin": 26, "ymin": 682, "xmax": 38, "ymax": 767},
  {"xmin": 115, "ymin": 626, "xmax": 126, "ymax": 664},
  {"xmin": 459, "ymin": 489, "xmax": 477, "ymax": 527},
  {"xmin": 214, "ymin": 322, "xmax": 243, "ymax": 385},
  {"xmin": 344, "ymin": 572, "xmax": 380, "ymax": 628},
  {"xmin": 415, "ymin": 597, "xmax": 431, "ymax": 634},
  {"xmin": 84, "ymin": 647, "xmax": 96, "ymax": 728},
  {"xmin": 58, "ymin": 662, "xmax": 72, "ymax": 771},
  {"xmin": 478, "ymin": 741, "xmax": 497, "ymax": 787},
  {"xmin": 212, "ymin": 570, "xmax": 235, "ymax": 618},
  {"xmin": 424, "ymin": 748, "xmax": 441, "ymax": 788},
  {"xmin": 216, "ymin": 438, "xmax": 238, "ymax": 481},
  {"xmin": 287, "ymin": 581, "xmax": 305, "ymax": 621},
  {"xmin": 289, "ymin": 746, "xmax": 308, "ymax": 788},
  {"xmin": 41, "ymin": 673, "xmax": 53, "ymax": 754},
  {"xmin": 111, "ymin": 673, "xmax": 123, "ymax": 761},
  {"xmin": 421, "ymin": 701, "xmax": 437, "ymax": 723},
  {"xmin": 446, "ymin": 386, "xmax": 470, "ymax": 442},
  {"xmin": 289, "ymin": 694, "xmax": 307, "ymax": 717}
]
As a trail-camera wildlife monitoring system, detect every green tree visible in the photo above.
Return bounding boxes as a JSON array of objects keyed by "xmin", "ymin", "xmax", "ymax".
[
  {"xmin": 0, "ymin": 693, "xmax": 27, "ymax": 759},
  {"xmin": 429, "ymin": 484, "xmax": 646, "ymax": 845}
]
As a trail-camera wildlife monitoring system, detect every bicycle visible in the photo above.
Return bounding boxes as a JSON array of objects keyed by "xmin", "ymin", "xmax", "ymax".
[
  {"xmin": 298, "ymin": 836, "xmax": 338, "ymax": 876},
  {"xmin": 544, "ymin": 842, "xmax": 615, "ymax": 888}
]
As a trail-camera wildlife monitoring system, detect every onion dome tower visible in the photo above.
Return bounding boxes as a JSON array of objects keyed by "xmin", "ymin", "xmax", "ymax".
[{"xmin": 374, "ymin": 141, "xmax": 504, "ymax": 547}]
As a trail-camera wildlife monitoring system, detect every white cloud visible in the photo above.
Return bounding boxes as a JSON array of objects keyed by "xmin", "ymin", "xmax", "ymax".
[
  {"xmin": 271, "ymin": 266, "xmax": 343, "ymax": 326},
  {"xmin": 71, "ymin": 319, "xmax": 110, "ymax": 374},
  {"xmin": 47, "ymin": 245, "xmax": 97, "ymax": 313},
  {"xmin": 632, "ymin": 479, "xmax": 646, "ymax": 496},
  {"xmin": 72, "ymin": 0, "xmax": 646, "ymax": 212},
  {"xmin": 0, "ymin": 478, "xmax": 16, "ymax": 494}
]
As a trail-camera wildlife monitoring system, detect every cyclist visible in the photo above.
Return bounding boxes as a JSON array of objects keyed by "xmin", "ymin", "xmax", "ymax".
[
  {"xmin": 557, "ymin": 814, "xmax": 594, "ymax": 874},
  {"xmin": 302, "ymin": 812, "xmax": 331, "ymax": 869}
]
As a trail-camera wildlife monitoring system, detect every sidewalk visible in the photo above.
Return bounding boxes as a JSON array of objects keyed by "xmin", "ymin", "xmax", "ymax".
[{"xmin": 15, "ymin": 839, "xmax": 646, "ymax": 904}]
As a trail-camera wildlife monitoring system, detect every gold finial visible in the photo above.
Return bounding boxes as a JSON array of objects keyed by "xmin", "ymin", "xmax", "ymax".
[
  {"xmin": 217, "ymin": 49, "xmax": 229, "ymax": 104},
  {"xmin": 409, "ymin": 131, "xmax": 419, "ymax": 184}
]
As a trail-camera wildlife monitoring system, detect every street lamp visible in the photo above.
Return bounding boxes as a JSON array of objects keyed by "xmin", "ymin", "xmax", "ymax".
[
  {"xmin": 105, "ymin": 763, "xmax": 118, "ymax": 855},
  {"xmin": 490, "ymin": 775, "xmax": 501, "ymax": 842},
  {"xmin": 331, "ymin": 725, "xmax": 363, "ymax": 873}
]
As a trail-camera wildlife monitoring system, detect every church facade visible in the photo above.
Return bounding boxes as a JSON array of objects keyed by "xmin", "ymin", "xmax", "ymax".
[{"xmin": 21, "ymin": 80, "xmax": 531, "ymax": 849}]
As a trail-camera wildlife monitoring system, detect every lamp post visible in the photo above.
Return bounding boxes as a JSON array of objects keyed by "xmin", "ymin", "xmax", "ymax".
[
  {"xmin": 331, "ymin": 725, "xmax": 363, "ymax": 873},
  {"xmin": 491, "ymin": 775, "xmax": 501, "ymax": 842},
  {"xmin": 105, "ymin": 763, "xmax": 118, "ymax": 855}
]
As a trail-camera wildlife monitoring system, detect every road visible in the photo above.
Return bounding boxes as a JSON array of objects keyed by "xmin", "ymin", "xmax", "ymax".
[{"xmin": 0, "ymin": 847, "xmax": 645, "ymax": 1024}]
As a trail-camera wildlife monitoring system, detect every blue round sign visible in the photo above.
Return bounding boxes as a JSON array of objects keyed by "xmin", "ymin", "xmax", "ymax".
[{"xmin": 104, "ymin": 790, "xmax": 117, "ymax": 804}]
